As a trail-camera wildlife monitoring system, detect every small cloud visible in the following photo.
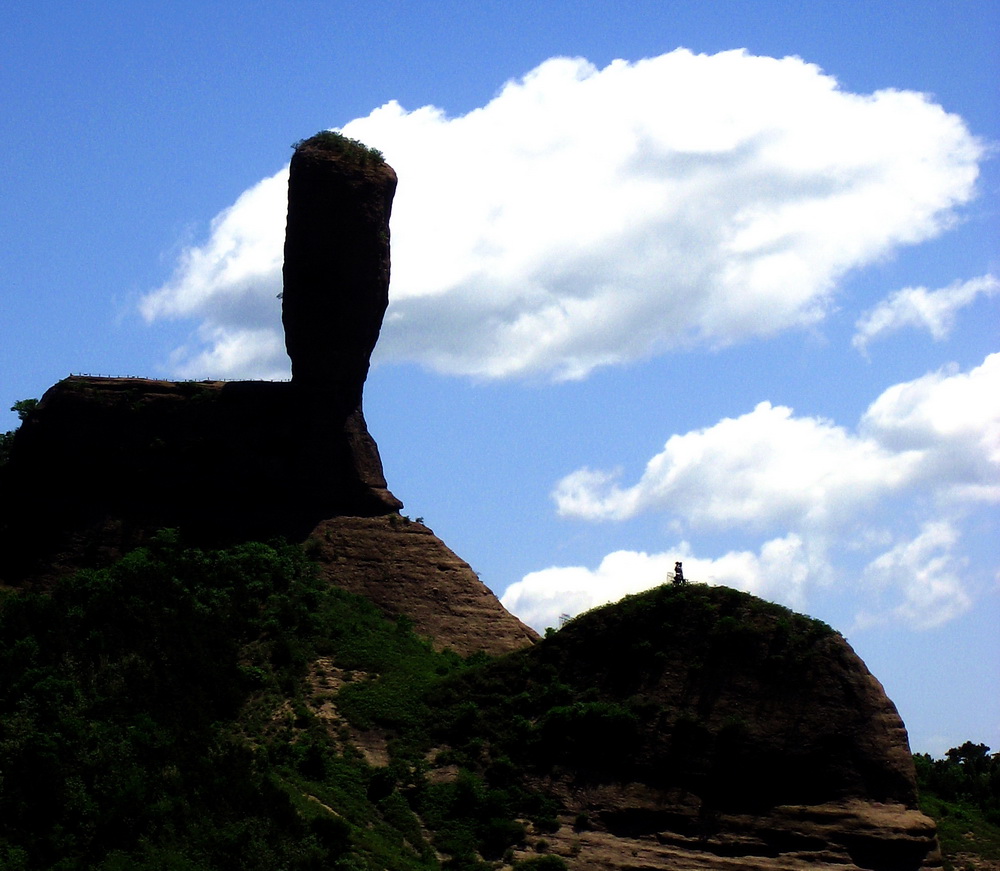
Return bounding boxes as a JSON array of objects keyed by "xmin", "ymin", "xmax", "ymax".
[
  {"xmin": 168, "ymin": 326, "xmax": 289, "ymax": 381},
  {"xmin": 861, "ymin": 352, "xmax": 1000, "ymax": 503},
  {"xmin": 862, "ymin": 522, "xmax": 971, "ymax": 628},
  {"xmin": 553, "ymin": 400, "xmax": 921, "ymax": 531},
  {"xmin": 853, "ymin": 274, "xmax": 999, "ymax": 353}
]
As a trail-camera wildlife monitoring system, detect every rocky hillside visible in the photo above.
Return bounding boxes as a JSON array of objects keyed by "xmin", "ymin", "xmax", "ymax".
[
  {"xmin": 416, "ymin": 582, "xmax": 939, "ymax": 870},
  {"xmin": 0, "ymin": 131, "xmax": 940, "ymax": 869}
]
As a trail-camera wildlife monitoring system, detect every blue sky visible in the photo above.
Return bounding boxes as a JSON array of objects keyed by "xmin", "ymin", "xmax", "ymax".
[{"xmin": 2, "ymin": 1, "xmax": 997, "ymax": 757}]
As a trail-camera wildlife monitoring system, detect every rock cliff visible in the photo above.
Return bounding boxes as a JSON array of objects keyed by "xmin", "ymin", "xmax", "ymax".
[
  {"xmin": 0, "ymin": 377, "xmax": 394, "ymax": 571},
  {"xmin": 0, "ymin": 132, "xmax": 535, "ymax": 656},
  {"xmin": 0, "ymin": 133, "xmax": 939, "ymax": 868}
]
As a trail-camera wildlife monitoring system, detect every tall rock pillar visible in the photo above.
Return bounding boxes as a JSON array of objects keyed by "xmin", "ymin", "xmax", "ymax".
[
  {"xmin": 280, "ymin": 132, "xmax": 402, "ymax": 516},
  {"xmin": 281, "ymin": 132, "xmax": 397, "ymax": 405}
]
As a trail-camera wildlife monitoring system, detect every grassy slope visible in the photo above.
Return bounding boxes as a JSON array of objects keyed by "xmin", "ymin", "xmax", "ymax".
[
  {"xmin": 916, "ymin": 746, "xmax": 1000, "ymax": 871},
  {"xmin": 920, "ymin": 793, "xmax": 1000, "ymax": 870}
]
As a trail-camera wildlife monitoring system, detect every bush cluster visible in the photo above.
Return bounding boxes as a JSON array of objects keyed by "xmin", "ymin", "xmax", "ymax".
[
  {"xmin": 915, "ymin": 742, "xmax": 1000, "ymax": 865},
  {"xmin": 0, "ymin": 399, "xmax": 36, "ymax": 469},
  {"xmin": 292, "ymin": 130, "xmax": 386, "ymax": 166}
]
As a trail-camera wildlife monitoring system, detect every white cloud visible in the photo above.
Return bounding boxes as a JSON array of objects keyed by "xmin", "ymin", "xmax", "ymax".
[
  {"xmin": 556, "ymin": 354, "xmax": 1000, "ymax": 526},
  {"xmin": 167, "ymin": 326, "xmax": 289, "ymax": 381},
  {"xmin": 143, "ymin": 169, "xmax": 288, "ymax": 322},
  {"xmin": 501, "ymin": 550, "xmax": 673, "ymax": 632},
  {"xmin": 853, "ymin": 274, "xmax": 999, "ymax": 353},
  {"xmin": 535, "ymin": 355, "xmax": 999, "ymax": 630},
  {"xmin": 141, "ymin": 169, "xmax": 290, "ymax": 378},
  {"xmin": 861, "ymin": 352, "xmax": 1000, "ymax": 502},
  {"xmin": 141, "ymin": 49, "xmax": 982, "ymax": 381},
  {"xmin": 861, "ymin": 522, "xmax": 971, "ymax": 629},
  {"xmin": 553, "ymin": 401, "xmax": 922, "ymax": 530},
  {"xmin": 501, "ymin": 534, "xmax": 818, "ymax": 632}
]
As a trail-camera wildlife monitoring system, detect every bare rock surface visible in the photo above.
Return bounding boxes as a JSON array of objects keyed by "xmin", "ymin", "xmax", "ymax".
[
  {"xmin": 282, "ymin": 132, "xmax": 396, "ymax": 397},
  {"xmin": 518, "ymin": 793, "xmax": 941, "ymax": 870},
  {"xmin": 308, "ymin": 515, "xmax": 540, "ymax": 656}
]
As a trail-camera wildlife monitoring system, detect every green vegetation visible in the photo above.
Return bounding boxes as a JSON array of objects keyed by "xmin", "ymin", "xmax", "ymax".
[
  {"xmin": 0, "ymin": 398, "xmax": 37, "ymax": 468},
  {"xmin": 400, "ymin": 582, "xmax": 840, "ymax": 814},
  {"xmin": 0, "ymin": 533, "xmax": 473, "ymax": 870},
  {"xmin": 916, "ymin": 742, "xmax": 1000, "ymax": 869},
  {"xmin": 292, "ymin": 130, "xmax": 385, "ymax": 166},
  {"xmin": 0, "ymin": 431, "xmax": 13, "ymax": 467},
  {"xmin": 10, "ymin": 399, "xmax": 38, "ymax": 421},
  {"xmin": 1, "ymin": 557, "xmax": 848, "ymax": 869},
  {"xmin": 11, "ymin": 535, "xmax": 989, "ymax": 871}
]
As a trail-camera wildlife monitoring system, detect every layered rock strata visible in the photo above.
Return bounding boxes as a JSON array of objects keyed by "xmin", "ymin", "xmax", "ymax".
[
  {"xmin": 525, "ymin": 796, "xmax": 938, "ymax": 871},
  {"xmin": 308, "ymin": 515, "xmax": 539, "ymax": 656}
]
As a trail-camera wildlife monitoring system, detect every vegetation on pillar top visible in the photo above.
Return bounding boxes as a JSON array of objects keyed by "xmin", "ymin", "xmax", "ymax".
[{"xmin": 291, "ymin": 130, "xmax": 386, "ymax": 167}]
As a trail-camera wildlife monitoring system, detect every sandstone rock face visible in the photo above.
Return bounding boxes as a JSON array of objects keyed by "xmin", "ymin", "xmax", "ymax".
[
  {"xmin": 526, "ymin": 794, "xmax": 939, "ymax": 871},
  {"xmin": 282, "ymin": 133, "xmax": 396, "ymax": 399},
  {"xmin": 308, "ymin": 516, "xmax": 539, "ymax": 656}
]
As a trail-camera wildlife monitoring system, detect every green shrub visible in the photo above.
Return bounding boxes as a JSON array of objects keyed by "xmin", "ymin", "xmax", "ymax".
[
  {"xmin": 916, "ymin": 742, "xmax": 1000, "ymax": 864},
  {"xmin": 292, "ymin": 130, "xmax": 385, "ymax": 165}
]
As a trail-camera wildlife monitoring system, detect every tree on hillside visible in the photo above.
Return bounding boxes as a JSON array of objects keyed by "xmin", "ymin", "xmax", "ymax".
[
  {"xmin": 915, "ymin": 741, "xmax": 1000, "ymax": 823},
  {"xmin": 11, "ymin": 399, "xmax": 38, "ymax": 421},
  {"xmin": 0, "ymin": 399, "xmax": 37, "ymax": 468}
]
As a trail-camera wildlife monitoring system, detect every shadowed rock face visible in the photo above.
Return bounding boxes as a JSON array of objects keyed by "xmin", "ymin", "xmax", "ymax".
[
  {"xmin": 0, "ymin": 134, "xmax": 407, "ymax": 582},
  {"xmin": 282, "ymin": 133, "xmax": 397, "ymax": 400},
  {"xmin": 0, "ymin": 137, "xmax": 538, "ymax": 656},
  {"xmin": 0, "ymin": 378, "xmax": 400, "ymax": 579}
]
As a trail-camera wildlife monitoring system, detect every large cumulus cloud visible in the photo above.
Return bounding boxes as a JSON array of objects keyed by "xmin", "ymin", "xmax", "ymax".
[{"xmin": 140, "ymin": 49, "xmax": 982, "ymax": 380}]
